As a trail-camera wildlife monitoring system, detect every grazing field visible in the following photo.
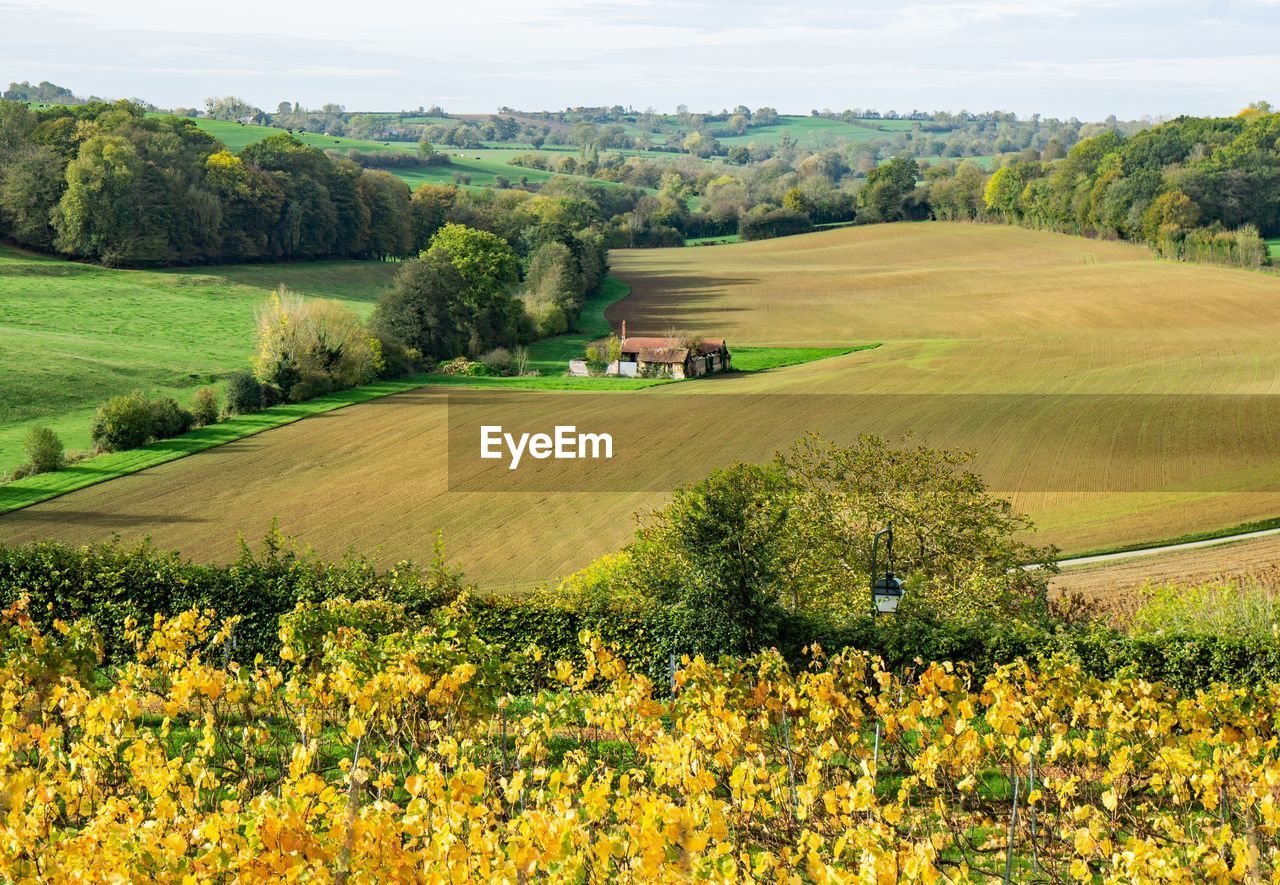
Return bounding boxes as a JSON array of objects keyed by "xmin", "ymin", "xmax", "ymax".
[
  {"xmin": 185, "ymin": 118, "xmax": 614, "ymax": 188},
  {"xmin": 715, "ymin": 115, "xmax": 918, "ymax": 147},
  {"xmin": 6, "ymin": 223, "xmax": 1280, "ymax": 588},
  {"xmin": 1268, "ymin": 237, "xmax": 1280, "ymax": 261},
  {"xmin": 0, "ymin": 244, "xmax": 397, "ymax": 470}
]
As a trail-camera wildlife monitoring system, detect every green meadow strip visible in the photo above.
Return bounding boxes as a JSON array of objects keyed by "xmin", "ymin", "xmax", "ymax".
[
  {"xmin": 524, "ymin": 276, "xmax": 630, "ymax": 374},
  {"xmin": 731, "ymin": 344, "xmax": 879, "ymax": 372}
]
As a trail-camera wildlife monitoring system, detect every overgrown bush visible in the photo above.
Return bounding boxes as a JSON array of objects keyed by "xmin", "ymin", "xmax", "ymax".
[
  {"xmin": 253, "ymin": 288, "xmax": 383, "ymax": 397},
  {"xmin": 1154, "ymin": 223, "xmax": 1270, "ymax": 269},
  {"xmin": 1127, "ymin": 576, "xmax": 1280, "ymax": 638},
  {"xmin": 224, "ymin": 371, "xmax": 264, "ymax": 415},
  {"xmin": 478, "ymin": 347, "xmax": 515, "ymax": 376},
  {"xmin": 7, "ymin": 535, "xmax": 1280, "ymax": 694},
  {"xmin": 22, "ymin": 426, "xmax": 64, "ymax": 474},
  {"xmin": 89, "ymin": 392, "xmax": 193, "ymax": 453},
  {"xmin": 739, "ymin": 206, "xmax": 815, "ymax": 241},
  {"xmin": 149, "ymin": 397, "xmax": 194, "ymax": 439},
  {"xmin": 190, "ymin": 387, "xmax": 220, "ymax": 427},
  {"xmin": 288, "ymin": 371, "xmax": 335, "ymax": 403},
  {"xmin": 374, "ymin": 333, "xmax": 422, "ymax": 379}
]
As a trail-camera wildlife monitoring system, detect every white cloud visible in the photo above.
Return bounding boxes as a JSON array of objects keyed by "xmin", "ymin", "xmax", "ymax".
[{"xmin": 0, "ymin": 0, "xmax": 1275, "ymax": 116}]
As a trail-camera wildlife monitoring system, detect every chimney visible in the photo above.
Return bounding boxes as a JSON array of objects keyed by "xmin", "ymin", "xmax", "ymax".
[{"xmin": 621, "ymin": 320, "xmax": 627, "ymax": 341}]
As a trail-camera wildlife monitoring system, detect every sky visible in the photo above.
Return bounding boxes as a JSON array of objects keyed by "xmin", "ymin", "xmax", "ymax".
[{"xmin": 0, "ymin": 0, "xmax": 1277, "ymax": 120}]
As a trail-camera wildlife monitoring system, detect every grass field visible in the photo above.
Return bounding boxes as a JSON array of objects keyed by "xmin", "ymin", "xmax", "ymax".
[
  {"xmin": 8, "ymin": 223, "xmax": 1280, "ymax": 590},
  {"xmin": 1268, "ymin": 238, "xmax": 1280, "ymax": 261},
  {"xmin": 717, "ymin": 115, "xmax": 919, "ymax": 147},
  {"xmin": 184, "ymin": 118, "xmax": 623, "ymax": 189},
  {"xmin": 0, "ymin": 244, "xmax": 398, "ymax": 470}
]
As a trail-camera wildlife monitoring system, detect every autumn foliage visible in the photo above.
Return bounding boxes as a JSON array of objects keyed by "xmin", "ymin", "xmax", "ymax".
[{"xmin": 2, "ymin": 595, "xmax": 1279, "ymax": 881}]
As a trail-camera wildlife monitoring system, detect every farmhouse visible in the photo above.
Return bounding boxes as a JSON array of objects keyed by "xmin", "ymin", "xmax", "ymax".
[{"xmin": 570, "ymin": 322, "xmax": 732, "ymax": 379}]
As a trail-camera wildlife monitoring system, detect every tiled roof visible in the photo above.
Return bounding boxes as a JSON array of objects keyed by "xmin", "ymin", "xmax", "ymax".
[
  {"xmin": 637, "ymin": 347, "xmax": 689, "ymax": 363},
  {"xmin": 620, "ymin": 336, "xmax": 727, "ymax": 354}
]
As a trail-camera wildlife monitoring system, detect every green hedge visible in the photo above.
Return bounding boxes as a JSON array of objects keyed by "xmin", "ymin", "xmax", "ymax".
[
  {"xmin": 0, "ymin": 537, "xmax": 461, "ymax": 665},
  {"xmin": 4, "ymin": 539, "xmax": 1280, "ymax": 694},
  {"xmin": 470, "ymin": 596, "xmax": 1280, "ymax": 695}
]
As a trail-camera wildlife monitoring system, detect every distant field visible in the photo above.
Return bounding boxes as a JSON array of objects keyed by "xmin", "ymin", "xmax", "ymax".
[
  {"xmin": 717, "ymin": 115, "xmax": 923, "ymax": 147},
  {"xmin": 1268, "ymin": 238, "xmax": 1280, "ymax": 261},
  {"xmin": 184, "ymin": 118, "xmax": 622, "ymax": 189},
  {"xmin": 918, "ymin": 154, "xmax": 997, "ymax": 169},
  {"xmin": 8, "ymin": 223, "xmax": 1280, "ymax": 590},
  {"xmin": 0, "ymin": 244, "xmax": 397, "ymax": 470}
]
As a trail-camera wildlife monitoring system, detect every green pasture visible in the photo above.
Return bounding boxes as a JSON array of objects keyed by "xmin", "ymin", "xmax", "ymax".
[
  {"xmin": 717, "ymin": 115, "xmax": 926, "ymax": 147},
  {"xmin": 0, "ymin": 244, "xmax": 398, "ymax": 472},
  {"xmin": 918, "ymin": 154, "xmax": 997, "ymax": 169},
  {"xmin": 185, "ymin": 118, "xmax": 631, "ymax": 189}
]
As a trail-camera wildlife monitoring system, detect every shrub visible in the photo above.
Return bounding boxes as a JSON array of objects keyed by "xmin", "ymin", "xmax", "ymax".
[
  {"xmin": 22, "ymin": 426, "xmax": 64, "ymax": 474},
  {"xmin": 90, "ymin": 393, "xmax": 193, "ymax": 453},
  {"xmin": 148, "ymin": 397, "xmax": 194, "ymax": 439},
  {"xmin": 584, "ymin": 343, "xmax": 608, "ymax": 375},
  {"xmin": 224, "ymin": 371, "xmax": 264, "ymax": 415},
  {"xmin": 8, "ymin": 536, "xmax": 1280, "ymax": 694},
  {"xmin": 190, "ymin": 387, "xmax": 220, "ymax": 427},
  {"xmin": 478, "ymin": 347, "xmax": 514, "ymax": 376},
  {"xmin": 739, "ymin": 206, "xmax": 815, "ymax": 241},
  {"xmin": 374, "ymin": 333, "xmax": 422, "ymax": 379},
  {"xmin": 89, "ymin": 392, "xmax": 158, "ymax": 452},
  {"xmin": 1128, "ymin": 576, "xmax": 1280, "ymax": 639},
  {"xmin": 288, "ymin": 371, "xmax": 335, "ymax": 403},
  {"xmin": 253, "ymin": 288, "xmax": 383, "ymax": 394},
  {"xmin": 530, "ymin": 302, "xmax": 568, "ymax": 337}
]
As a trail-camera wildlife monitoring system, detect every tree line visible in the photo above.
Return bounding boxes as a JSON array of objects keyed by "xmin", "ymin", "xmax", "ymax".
[
  {"xmin": 926, "ymin": 105, "xmax": 1280, "ymax": 267},
  {"xmin": 518, "ymin": 105, "xmax": 1280, "ymax": 263},
  {"xmin": 0, "ymin": 99, "xmax": 619, "ymax": 273}
]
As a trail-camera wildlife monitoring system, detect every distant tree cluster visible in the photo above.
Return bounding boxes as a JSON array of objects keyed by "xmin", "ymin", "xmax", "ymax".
[
  {"xmin": 372, "ymin": 186, "xmax": 609, "ymax": 356},
  {"xmin": 0, "ymin": 100, "xmax": 423, "ymax": 264},
  {"xmin": 915, "ymin": 106, "xmax": 1280, "ymax": 267},
  {"xmin": 203, "ymin": 95, "xmax": 263, "ymax": 122},
  {"xmin": 3, "ymin": 81, "xmax": 84, "ymax": 104},
  {"xmin": 513, "ymin": 104, "xmax": 1280, "ymax": 266}
]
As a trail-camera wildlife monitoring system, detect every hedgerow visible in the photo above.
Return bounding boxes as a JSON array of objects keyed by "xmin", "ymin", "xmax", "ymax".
[{"xmin": 4, "ymin": 537, "xmax": 1280, "ymax": 693}]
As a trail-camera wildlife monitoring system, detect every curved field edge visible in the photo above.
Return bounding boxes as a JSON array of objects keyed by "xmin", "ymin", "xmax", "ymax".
[{"xmin": 0, "ymin": 273, "xmax": 863, "ymax": 517}]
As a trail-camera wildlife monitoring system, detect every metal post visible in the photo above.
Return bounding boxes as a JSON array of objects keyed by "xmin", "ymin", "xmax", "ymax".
[
  {"xmin": 1029, "ymin": 754, "xmax": 1038, "ymax": 874},
  {"xmin": 1004, "ymin": 772, "xmax": 1020, "ymax": 884},
  {"xmin": 781, "ymin": 707, "xmax": 798, "ymax": 813},
  {"xmin": 870, "ymin": 522, "xmax": 893, "ymax": 619},
  {"xmin": 668, "ymin": 652, "xmax": 677, "ymax": 696},
  {"xmin": 872, "ymin": 720, "xmax": 881, "ymax": 776}
]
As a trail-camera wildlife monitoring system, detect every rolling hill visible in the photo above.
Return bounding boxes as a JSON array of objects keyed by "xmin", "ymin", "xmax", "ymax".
[{"xmin": 6, "ymin": 223, "xmax": 1280, "ymax": 590}]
